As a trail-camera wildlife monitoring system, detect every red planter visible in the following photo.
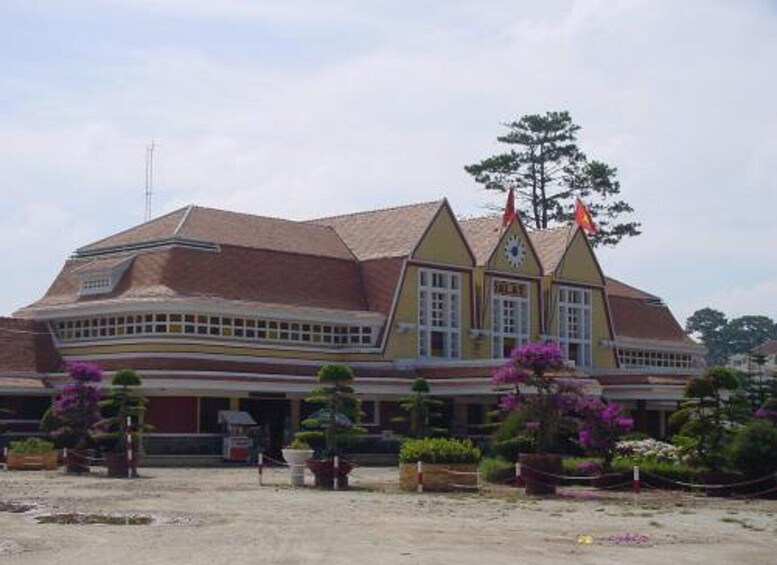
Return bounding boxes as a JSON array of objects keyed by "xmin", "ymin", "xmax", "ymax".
[
  {"xmin": 520, "ymin": 453, "xmax": 563, "ymax": 495},
  {"xmin": 104, "ymin": 452, "xmax": 139, "ymax": 478},
  {"xmin": 306, "ymin": 458, "xmax": 354, "ymax": 489},
  {"xmin": 65, "ymin": 449, "xmax": 92, "ymax": 474}
]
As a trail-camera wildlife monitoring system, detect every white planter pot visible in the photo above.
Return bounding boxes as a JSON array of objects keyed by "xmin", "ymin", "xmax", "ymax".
[{"xmin": 281, "ymin": 449, "xmax": 314, "ymax": 486}]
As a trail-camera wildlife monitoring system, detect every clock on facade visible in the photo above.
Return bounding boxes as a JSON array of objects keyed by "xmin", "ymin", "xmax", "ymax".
[{"xmin": 504, "ymin": 234, "xmax": 526, "ymax": 268}]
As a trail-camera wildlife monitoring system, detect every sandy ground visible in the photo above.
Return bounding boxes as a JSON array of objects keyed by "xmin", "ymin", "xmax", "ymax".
[{"xmin": 1, "ymin": 466, "xmax": 776, "ymax": 565}]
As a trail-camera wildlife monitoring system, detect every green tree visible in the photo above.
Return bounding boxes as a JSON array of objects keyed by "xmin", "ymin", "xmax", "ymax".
[
  {"xmin": 726, "ymin": 316, "xmax": 777, "ymax": 355},
  {"xmin": 393, "ymin": 378, "xmax": 445, "ymax": 438},
  {"xmin": 297, "ymin": 365, "xmax": 362, "ymax": 457},
  {"xmin": 464, "ymin": 110, "xmax": 641, "ymax": 247},
  {"xmin": 685, "ymin": 308, "xmax": 729, "ymax": 364},
  {"xmin": 670, "ymin": 367, "xmax": 740, "ymax": 470}
]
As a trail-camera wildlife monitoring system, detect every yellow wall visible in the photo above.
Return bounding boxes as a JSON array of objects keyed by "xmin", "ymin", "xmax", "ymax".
[
  {"xmin": 412, "ymin": 204, "xmax": 474, "ymax": 268},
  {"xmin": 487, "ymin": 219, "xmax": 542, "ymax": 277},
  {"xmin": 555, "ymin": 230, "xmax": 604, "ymax": 285}
]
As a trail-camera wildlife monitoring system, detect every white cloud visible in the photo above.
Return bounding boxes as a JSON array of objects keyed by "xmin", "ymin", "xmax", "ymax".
[{"xmin": 0, "ymin": 0, "xmax": 776, "ymax": 319}]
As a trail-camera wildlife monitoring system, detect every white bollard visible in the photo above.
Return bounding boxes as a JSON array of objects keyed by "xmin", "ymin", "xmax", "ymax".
[
  {"xmin": 258, "ymin": 452, "xmax": 264, "ymax": 486},
  {"xmin": 126, "ymin": 416, "xmax": 133, "ymax": 479},
  {"xmin": 333, "ymin": 456, "xmax": 340, "ymax": 490},
  {"xmin": 417, "ymin": 460, "xmax": 424, "ymax": 493},
  {"xmin": 633, "ymin": 465, "xmax": 640, "ymax": 495}
]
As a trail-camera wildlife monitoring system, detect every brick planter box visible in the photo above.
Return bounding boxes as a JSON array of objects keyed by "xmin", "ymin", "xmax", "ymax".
[
  {"xmin": 7, "ymin": 451, "xmax": 58, "ymax": 471},
  {"xmin": 399, "ymin": 462, "xmax": 478, "ymax": 492}
]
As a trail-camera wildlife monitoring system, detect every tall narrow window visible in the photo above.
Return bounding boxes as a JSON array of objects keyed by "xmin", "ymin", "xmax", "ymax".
[
  {"xmin": 557, "ymin": 286, "xmax": 592, "ymax": 368},
  {"xmin": 418, "ymin": 269, "xmax": 461, "ymax": 359},
  {"xmin": 492, "ymin": 279, "xmax": 530, "ymax": 358}
]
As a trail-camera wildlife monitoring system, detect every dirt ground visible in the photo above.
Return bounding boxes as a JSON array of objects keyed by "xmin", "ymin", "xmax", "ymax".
[{"xmin": 1, "ymin": 466, "xmax": 776, "ymax": 564}]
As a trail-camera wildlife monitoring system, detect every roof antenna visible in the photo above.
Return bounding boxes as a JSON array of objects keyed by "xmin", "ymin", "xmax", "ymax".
[{"xmin": 144, "ymin": 140, "xmax": 156, "ymax": 222}]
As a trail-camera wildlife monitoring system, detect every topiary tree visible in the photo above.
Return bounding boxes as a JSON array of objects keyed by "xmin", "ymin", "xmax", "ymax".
[
  {"xmin": 94, "ymin": 370, "xmax": 150, "ymax": 455},
  {"xmin": 393, "ymin": 378, "xmax": 445, "ymax": 438},
  {"xmin": 297, "ymin": 365, "xmax": 362, "ymax": 457},
  {"xmin": 670, "ymin": 366, "xmax": 740, "ymax": 470},
  {"xmin": 729, "ymin": 420, "xmax": 777, "ymax": 478}
]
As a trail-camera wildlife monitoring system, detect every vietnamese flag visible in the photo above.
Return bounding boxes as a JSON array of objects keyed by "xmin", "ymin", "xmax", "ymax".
[
  {"xmin": 574, "ymin": 198, "xmax": 597, "ymax": 235},
  {"xmin": 502, "ymin": 187, "xmax": 515, "ymax": 227}
]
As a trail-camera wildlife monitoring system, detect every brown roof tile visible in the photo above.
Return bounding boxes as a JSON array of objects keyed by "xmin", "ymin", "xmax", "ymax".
[
  {"xmin": 0, "ymin": 318, "xmax": 62, "ymax": 374},
  {"xmin": 605, "ymin": 277, "xmax": 659, "ymax": 300},
  {"xmin": 24, "ymin": 245, "xmax": 370, "ymax": 313},
  {"xmin": 753, "ymin": 340, "xmax": 777, "ymax": 356},
  {"xmin": 78, "ymin": 207, "xmax": 188, "ymax": 253},
  {"xmin": 79, "ymin": 206, "xmax": 354, "ymax": 260},
  {"xmin": 311, "ymin": 200, "xmax": 442, "ymax": 260},
  {"xmin": 528, "ymin": 224, "xmax": 577, "ymax": 275},
  {"xmin": 607, "ymin": 295, "xmax": 694, "ymax": 344},
  {"xmin": 459, "ymin": 215, "xmax": 503, "ymax": 265},
  {"xmin": 360, "ymin": 257, "xmax": 405, "ymax": 315}
]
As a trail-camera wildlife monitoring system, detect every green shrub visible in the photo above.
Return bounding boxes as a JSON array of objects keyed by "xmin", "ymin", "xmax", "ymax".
[
  {"xmin": 479, "ymin": 457, "xmax": 514, "ymax": 483},
  {"xmin": 286, "ymin": 438, "xmax": 311, "ymax": 450},
  {"xmin": 729, "ymin": 420, "xmax": 777, "ymax": 478},
  {"xmin": 9, "ymin": 437, "xmax": 55, "ymax": 454},
  {"xmin": 612, "ymin": 456, "xmax": 700, "ymax": 484},
  {"xmin": 399, "ymin": 437, "xmax": 480, "ymax": 464},
  {"xmin": 493, "ymin": 436, "xmax": 535, "ymax": 461}
]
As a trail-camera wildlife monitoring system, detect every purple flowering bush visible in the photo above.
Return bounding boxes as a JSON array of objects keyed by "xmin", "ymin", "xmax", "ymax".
[
  {"xmin": 48, "ymin": 362, "xmax": 103, "ymax": 449},
  {"xmin": 493, "ymin": 342, "xmax": 582, "ymax": 453},
  {"xmin": 577, "ymin": 398, "xmax": 633, "ymax": 471}
]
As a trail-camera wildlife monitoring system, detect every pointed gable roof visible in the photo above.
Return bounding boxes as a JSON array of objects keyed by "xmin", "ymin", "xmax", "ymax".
[
  {"xmin": 459, "ymin": 215, "xmax": 504, "ymax": 266},
  {"xmin": 310, "ymin": 200, "xmax": 443, "ymax": 260},
  {"xmin": 527, "ymin": 224, "xmax": 577, "ymax": 275}
]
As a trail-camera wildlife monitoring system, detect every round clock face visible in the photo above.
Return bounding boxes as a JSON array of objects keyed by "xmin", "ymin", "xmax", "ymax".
[{"xmin": 504, "ymin": 235, "xmax": 526, "ymax": 268}]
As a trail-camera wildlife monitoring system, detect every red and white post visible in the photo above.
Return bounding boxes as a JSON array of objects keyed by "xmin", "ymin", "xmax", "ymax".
[
  {"xmin": 333, "ymin": 455, "xmax": 340, "ymax": 491},
  {"xmin": 257, "ymin": 452, "xmax": 264, "ymax": 486},
  {"xmin": 417, "ymin": 461, "xmax": 424, "ymax": 493},
  {"xmin": 632, "ymin": 465, "xmax": 640, "ymax": 495},
  {"xmin": 126, "ymin": 416, "xmax": 133, "ymax": 479}
]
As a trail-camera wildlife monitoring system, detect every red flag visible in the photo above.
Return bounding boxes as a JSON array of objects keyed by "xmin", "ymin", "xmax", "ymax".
[
  {"xmin": 502, "ymin": 188, "xmax": 515, "ymax": 227},
  {"xmin": 574, "ymin": 198, "xmax": 597, "ymax": 235}
]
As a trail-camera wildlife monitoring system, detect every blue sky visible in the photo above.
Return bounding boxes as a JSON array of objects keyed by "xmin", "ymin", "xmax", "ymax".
[{"xmin": 1, "ymin": 0, "xmax": 776, "ymax": 324}]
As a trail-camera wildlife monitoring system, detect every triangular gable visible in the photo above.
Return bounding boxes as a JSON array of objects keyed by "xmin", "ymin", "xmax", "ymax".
[
  {"xmin": 554, "ymin": 227, "xmax": 606, "ymax": 286},
  {"xmin": 411, "ymin": 200, "xmax": 475, "ymax": 267},
  {"xmin": 486, "ymin": 217, "xmax": 542, "ymax": 277}
]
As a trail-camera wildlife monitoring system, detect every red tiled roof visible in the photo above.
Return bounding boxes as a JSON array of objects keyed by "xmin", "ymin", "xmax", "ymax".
[
  {"xmin": 24, "ymin": 245, "xmax": 370, "ymax": 313},
  {"xmin": 607, "ymin": 295, "xmax": 694, "ymax": 344},
  {"xmin": 605, "ymin": 277, "xmax": 659, "ymax": 300},
  {"xmin": 78, "ymin": 206, "xmax": 354, "ymax": 260},
  {"xmin": 360, "ymin": 257, "xmax": 405, "ymax": 315},
  {"xmin": 311, "ymin": 200, "xmax": 442, "ymax": 260},
  {"xmin": 0, "ymin": 318, "xmax": 62, "ymax": 374}
]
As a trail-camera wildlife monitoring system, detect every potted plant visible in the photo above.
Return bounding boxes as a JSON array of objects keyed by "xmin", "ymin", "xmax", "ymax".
[
  {"xmin": 493, "ymin": 342, "xmax": 582, "ymax": 495},
  {"xmin": 281, "ymin": 438, "xmax": 314, "ymax": 486},
  {"xmin": 297, "ymin": 364, "xmax": 363, "ymax": 489},
  {"xmin": 94, "ymin": 369, "xmax": 149, "ymax": 478},
  {"xmin": 399, "ymin": 437, "xmax": 480, "ymax": 491},
  {"xmin": 42, "ymin": 361, "xmax": 103, "ymax": 474},
  {"xmin": 6, "ymin": 437, "xmax": 58, "ymax": 470}
]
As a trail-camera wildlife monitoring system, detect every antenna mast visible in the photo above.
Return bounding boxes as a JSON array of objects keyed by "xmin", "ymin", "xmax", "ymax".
[{"xmin": 144, "ymin": 140, "xmax": 156, "ymax": 222}]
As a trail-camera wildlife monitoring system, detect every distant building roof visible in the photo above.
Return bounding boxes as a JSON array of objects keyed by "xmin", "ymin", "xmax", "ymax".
[{"xmin": 753, "ymin": 340, "xmax": 777, "ymax": 356}]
